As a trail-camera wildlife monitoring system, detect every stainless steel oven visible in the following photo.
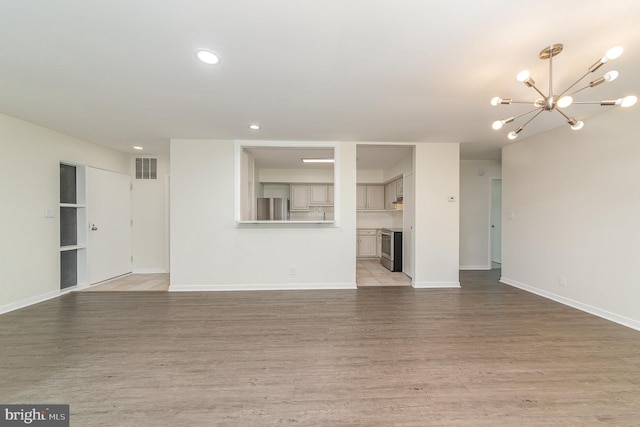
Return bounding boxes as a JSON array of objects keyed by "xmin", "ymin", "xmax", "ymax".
[{"xmin": 381, "ymin": 229, "xmax": 402, "ymax": 272}]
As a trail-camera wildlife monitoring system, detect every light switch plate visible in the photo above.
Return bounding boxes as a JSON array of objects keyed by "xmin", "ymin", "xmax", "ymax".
[{"xmin": 45, "ymin": 208, "xmax": 55, "ymax": 218}]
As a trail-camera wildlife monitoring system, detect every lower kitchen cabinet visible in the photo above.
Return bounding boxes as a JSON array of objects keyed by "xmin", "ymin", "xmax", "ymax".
[{"xmin": 357, "ymin": 229, "xmax": 378, "ymax": 258}]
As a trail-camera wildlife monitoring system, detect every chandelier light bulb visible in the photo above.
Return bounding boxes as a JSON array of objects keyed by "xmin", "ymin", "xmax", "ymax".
[
  {"xmin": 617, "ymin": 95, "xmax": 638, "ymax": 108},
  {"xmin": 492, "ymin": 120, "xmax": 504, "ymax": 130},
  {"xmin": 516, "ymin": 70, "xmax": 531, "ymax": 83},
  {"xmin": 557, "ymin": 96, "xmax": 573, "ymax": 109},
  {"xmin": 570, "ymin": 120, "xmax": 584, "ymax": 130},
  {"xmin": 507, "ymin": 131, "xmax": 519, "ymax": 140},
  {"xmin": 533, "ymin": 98, "xmax": 545, "ymax": 108},
  {"xmin": 605, "ymin": 46, "xmax": 623, "ymax": 60},
  {"xmin": 490, "ymin": 97, "xmax": 502, "ymax": 106},
  {"xmin": 604, "ymin": 70, "xmax": 619, "ymax": 82}
]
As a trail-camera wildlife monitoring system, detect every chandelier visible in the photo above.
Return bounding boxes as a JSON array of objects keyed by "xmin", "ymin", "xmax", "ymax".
[{"xmin": 490, "ymin": 43, "xmax": 637, "ymax": 140}]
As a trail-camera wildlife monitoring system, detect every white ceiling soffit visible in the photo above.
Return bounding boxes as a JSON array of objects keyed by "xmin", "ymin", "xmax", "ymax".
[{"xmin": 2, "ymin": 0, "xmax": 640, "ymax": 160}]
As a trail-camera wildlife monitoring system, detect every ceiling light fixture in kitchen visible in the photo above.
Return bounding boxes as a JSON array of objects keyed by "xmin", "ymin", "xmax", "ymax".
[
  {"xmin": 302, "ymin": 158, "xmax": 334, "ymax": 163},
  {"xmin": 491, "ymin": 44, "xmax": 637, "ymax": 140}
]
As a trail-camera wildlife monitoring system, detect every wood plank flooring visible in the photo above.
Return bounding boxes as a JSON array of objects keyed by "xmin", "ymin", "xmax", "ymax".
[{"xmin": 1, "ymin": 269, "xmax": 640, "ymax": 426}]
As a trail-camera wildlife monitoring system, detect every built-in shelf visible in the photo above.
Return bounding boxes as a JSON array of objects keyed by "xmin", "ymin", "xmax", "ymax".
[
  {"xmin": 60, "ymin": 163, "xmax": 87, "ymax": 289},
  {"xmin": 60, "ymin": 245, "xmax": 87, "ymax": 252}
]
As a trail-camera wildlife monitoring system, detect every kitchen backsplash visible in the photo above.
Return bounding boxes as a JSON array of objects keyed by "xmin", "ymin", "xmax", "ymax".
[{"xmin": 356, "ymin": 211, "xmax": 403, "ymax": 229}]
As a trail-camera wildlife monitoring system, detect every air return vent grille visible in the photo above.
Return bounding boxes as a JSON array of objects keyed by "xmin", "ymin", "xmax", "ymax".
[{"xmin": 135, "ymin": 158, "xmax": 157, "ymax": 180}]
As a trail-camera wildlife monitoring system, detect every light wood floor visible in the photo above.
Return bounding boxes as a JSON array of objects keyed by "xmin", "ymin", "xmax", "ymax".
[{"xmin": 2, "ymin": 269, "xmax": 640, "ymax": 426}]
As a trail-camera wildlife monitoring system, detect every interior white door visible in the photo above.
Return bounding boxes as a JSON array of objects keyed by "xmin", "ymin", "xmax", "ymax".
[
  {"xmin": 490, "ymin": 179, "xmax": 502, "ymax": 264},
  {"xmin": 403, "ymin": 172, "xmax": 415, "ymax": 279},
  {"xmin": 88, "ymin": 167, "xmax": 132, "ymax": 284}
]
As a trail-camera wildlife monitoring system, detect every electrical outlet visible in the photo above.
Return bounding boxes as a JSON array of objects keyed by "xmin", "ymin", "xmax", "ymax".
[
  {"xmin": 45, "ymin": 208, "xmax": 55, "ymax": 218},
  {"xmin": 559, "ymin": 275, "xmax": 567, "ymax": 287},
  {"xmin": 289, "ymin": 266, "xmax": 297, "ymax": 275}
]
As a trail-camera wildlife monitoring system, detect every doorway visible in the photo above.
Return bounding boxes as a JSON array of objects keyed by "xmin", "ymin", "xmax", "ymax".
[{"xmin": 87, "ymin": 167, "xmax": 132, "ymax": 284}]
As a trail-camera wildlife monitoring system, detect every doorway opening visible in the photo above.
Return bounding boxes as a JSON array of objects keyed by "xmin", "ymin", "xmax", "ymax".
[{"xmin": 355, "ymin": 144, "xmax": 414, "ymax": 287}]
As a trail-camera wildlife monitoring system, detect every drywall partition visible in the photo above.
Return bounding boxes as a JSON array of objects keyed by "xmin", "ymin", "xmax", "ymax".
[
  {"xmin": 501, "ymin": 108, "xmax": 640, "ymax": 330},
  {"xmin": 169, "ymin": 139, "xmax": 357, "ymax": 290},
  {"xmin": 412, "ymin": 143, "xmax": 460, "ymax": 288},
  {"xmin": 131, "ymin": 153, "xmax": 170, "ymax": 273},
  {"xmin": 459, "ymin": 159, "xmax": 502, "ymax": 269},
  {"xmin": 0, "ymin": 114, "xmax": 130, "ymax": 313}
]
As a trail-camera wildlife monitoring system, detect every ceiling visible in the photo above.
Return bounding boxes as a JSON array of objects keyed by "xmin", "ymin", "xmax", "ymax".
[{"xmin": 2, "ymin": 1, "xmax": 640, "ymax": 160}]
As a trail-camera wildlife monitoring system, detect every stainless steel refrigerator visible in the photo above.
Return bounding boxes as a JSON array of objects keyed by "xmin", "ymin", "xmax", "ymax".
[{"xmin": 256, "ymin": 198, "xmax": 290, "ymax": 220}]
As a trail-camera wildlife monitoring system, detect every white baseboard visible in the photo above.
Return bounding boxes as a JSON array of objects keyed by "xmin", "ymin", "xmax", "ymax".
[
  {"xmin": 459, "ymin": 265, "xmax": 491, "ymax": 270},
  {"xmin": 0, "ymin": 289, "xmax": 62, "ymax": 315},
  {"xmin": 132, "ymin": 268, "xmax": 169, "ymax": 274},
  {"xmin": 413, "ymin": 281, "xmax": 461, "ymax": 289},
  {"xmin": 169, "ymin": 282, "xmax": 357, "ymax": 292},
  {"xmin": 500, "ymin": 277, "xmax": 640, "ymax": 332}
]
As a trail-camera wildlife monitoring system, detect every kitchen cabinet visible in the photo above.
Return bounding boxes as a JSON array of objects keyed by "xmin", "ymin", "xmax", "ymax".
[
  {"xmin": 385, "ymin": 181, "xmax": 396, "ymax": 210},
  {"xmin": 357, "ymin": 229, "xmax": 377, "ymax": 258},
  {"xmin": 356, "ymin": 185, "xmax": 384, "ymax": 210},
  {"xmin": 309, "ymin": 184, "xmax": 334, "ymax": 206},
  {"xmin": 384, "ymin": 177, "xmax": 403, "ymax": 210},
  {"xmin": 290, "ymin": 184, "xmax": 309, "ymax": 211}
]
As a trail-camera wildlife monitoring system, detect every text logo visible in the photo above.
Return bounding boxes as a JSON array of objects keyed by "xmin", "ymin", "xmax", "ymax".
[{"xmin": 0, "ymin": 405, "xmax": 69, "ymax": 427}]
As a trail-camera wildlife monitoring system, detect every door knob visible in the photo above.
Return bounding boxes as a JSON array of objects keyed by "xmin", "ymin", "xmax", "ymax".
[{"xmin": 91, "ymin": 224, "xmax": 98, "ymax": 231}]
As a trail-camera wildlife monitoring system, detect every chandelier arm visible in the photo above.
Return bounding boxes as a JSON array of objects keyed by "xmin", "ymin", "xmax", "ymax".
[
  {"xmin": 558, "ymin": 70, "xmax": 592, "ymax": 97},
  {"xmin": 572, "ymin": 101, "xmax": 615, "ymax": 105},
  {"xmin": 520, "ymin": 109, "xmax": 545, "ymax": 128},
  {"xmin": 566, "ymin": 84, "xmax": 592, "ymax": 98},
  {"xmin": 549, "ymin": 48, "xmax": 554, "ymax": 100},
  {"xmin": 510, "ymin": 107, "xmax": 544, "ymax": 121},
  {"xmin": 555, "ymin": 109, "xmax": 571, "ymax": 121},
  {"xmin": 529, "ymin": 83, "xmax": 546, "ymax": 98}
]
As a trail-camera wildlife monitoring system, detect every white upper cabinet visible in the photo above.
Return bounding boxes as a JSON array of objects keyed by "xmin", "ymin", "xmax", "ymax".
[
  {"xmin": 290, "ymin": 184, "xmax": 310, "ymax": 211},
  {"xmin": 384, "ymin": 177, "xmax": 403, "ymax": 210},
  {"xmin": 357, "ymin": 185, "xmax": 384, "ymax": 210},
  {"xmin": 309, "ymin": 184, "xmax": 333, "ymax": 206}
]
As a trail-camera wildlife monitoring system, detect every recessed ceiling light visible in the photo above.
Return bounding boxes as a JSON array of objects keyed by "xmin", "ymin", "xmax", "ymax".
[
  {"xmin": 302, "ymin": 158, "xmax": 334, "ymax": 163},
  {"xmin": 249, "ymin": 124, "xmax": 261, "ymax": 130},
  {"xmin": 133, "ymin": 146, "xmax": 143, "ymax": 150},
  {"xmin": 196, "ymin": 49, "xmax": 220, "ymax": 65}
]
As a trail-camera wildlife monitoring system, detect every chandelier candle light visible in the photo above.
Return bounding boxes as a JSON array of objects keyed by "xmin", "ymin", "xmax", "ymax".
[{"xmin": 491, "ymin": 44, "xmax": 637, "ymax": 140}]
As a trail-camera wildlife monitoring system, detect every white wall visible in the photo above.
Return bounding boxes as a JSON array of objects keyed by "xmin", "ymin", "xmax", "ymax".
[
  {"xmin": 502, "ymin": 108, "xmax": 640, "ymax": 330},
  {"xmin": 170, "ymin": 139, "xmax": 460, "ymax": 290},
  {"xmin": 131, "ymin": 154, "xmax": 170, "ymax": 273},
  {"xmin": 383, "ymin": 154, "xmax": 413, "ymax": 182},
  {"xmin": 413, "ymin": 143, "xmax": 460, "ymax": 287},
  {"xmin": 259, "ymin": 168, "xmax": 333, "ymax": 183},
  {"xmin": 459, "ymin": 159, "xmax": 502, "ymax": 269},
  {"xmin": 0, "ymin": 114, "xmax": 130, "ymax": 312},
  {"xmin": 170, "ymin": 139, "xmax": 357, "ymax": 290}
]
